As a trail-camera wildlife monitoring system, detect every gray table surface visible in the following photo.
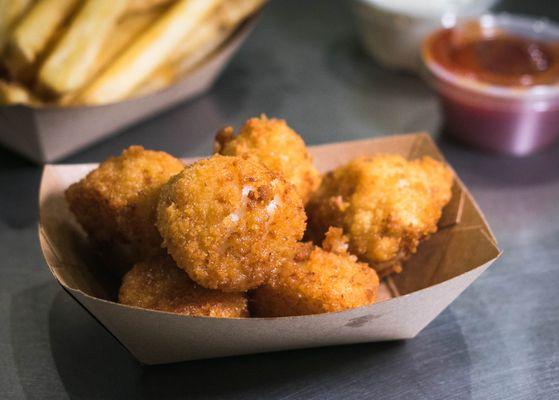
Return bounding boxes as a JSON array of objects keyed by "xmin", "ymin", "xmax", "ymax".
[{"xmin": 2, "ymin": 0, "xmax": 559, "ymax": 399}]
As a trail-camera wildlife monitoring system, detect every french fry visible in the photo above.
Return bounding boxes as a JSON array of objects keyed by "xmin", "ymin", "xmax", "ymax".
[
  {"xmin": 0, "ymin": 0, "xmax": 34, "ymax": 53},
  {"xmin": 126, "ymin": 0, "xmax": 175, "ymax": 14},
  {"xmin": 38, "ymin": 0, "xmax": 130, "ymax": 94},
  {"xmin": 133, "ymin": 20, "xmax": 238, "ymax": 96},
  {"xmin": 171, "ymin": 0, "xmax": 263, "ymax": 68},
  {"xmin": 3, "ymin": 0, "xmax": 79, "ymax": 78},
  {"xmin": 92, "ymin": 9, "xmax": 164, "ymax": 83},
  {"xmin": 77, "ymin": 0, "xmax": 222, "ymax": 105},
  {"xmin": 135, "ymin": 0, "xmax": 263, "ymax": 97},
  {"xmin": 59, "ymin": 8, "xmax": 164, "ymax": 105},
  {"xmin": 0, "ymin": 79, "xmax": 36, "ymax": 105},
  {"xmin": 132, "ymin": 62, "xmax": 176, "ymax": 98}
]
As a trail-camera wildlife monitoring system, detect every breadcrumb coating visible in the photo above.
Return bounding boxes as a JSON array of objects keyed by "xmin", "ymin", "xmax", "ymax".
[
  {"xmin": 307, "ymin": 155, "xmax": 453, "ymax": 276},
  {"xmin": 119, "ymin": 256, "xmax": 249, "ymax": 318},
  {"xmin": 215, "ymin": 115, "xmax": 321, "ymax": 204},
  {"xmin": 157, "ymin": 155, "xmax": 306, "ymax": 292},
  {"xmin": 251, "ymin": 228, "xmax": 379, "ymax": 317},
  {"xmin": 65, "ymin": 146, "xmax": 184, "ymax": 271}
]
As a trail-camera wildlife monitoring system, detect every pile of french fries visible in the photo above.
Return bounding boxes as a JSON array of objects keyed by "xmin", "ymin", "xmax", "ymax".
[{"xmin": 0, "ymin": 0, "xmax": 264, "ymax": 107}]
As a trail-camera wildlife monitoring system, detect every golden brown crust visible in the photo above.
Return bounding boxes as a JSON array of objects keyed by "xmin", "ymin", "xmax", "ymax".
[
  {"xmin": 156, "ymin": 154, "xmax": 307, "ymax": 292},
  {"xmin": 65, "ymin": 146, "xmax": 185, "ymax": 270},
  {"xmin": 321, "ymin": 226, "xmax": 350, "ymax": 255},
  {"xmin": 215, "ymin": 115, "xmax": 321, "ymax": 204},
  {"xmin": 119, "ymin": 256, "xmax": 249, "ymax": 318},
  {"xmin": 307, "ymin": 155, "xmax": 453, "ymax": 274},
  {"xmin": 251, "ymin": 228, "xmax": 379, "ymax": 317}
]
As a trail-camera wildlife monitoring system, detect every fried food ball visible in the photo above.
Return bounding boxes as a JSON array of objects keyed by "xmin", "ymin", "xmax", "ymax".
[
  {"xmin": 214, "ymin": 115, "xmax": 321, "ymax": 204},
  {"xmin": 157, "ymin": 154, "xmax": 306, "ymax": 292},
  {"xmin": 251, "ymin": 228, "xmax": 379, "ymax": 317},
  {"xmin": 307, "ymin": 155, "xmax": 453, "ymax": 276},
  {"xmin": 65, "ymin": 146, "xmax": 184, "ymax": 271},
  {"xmin": 119, "ymin": 256, "xmax": 249, "ymax": 318}
]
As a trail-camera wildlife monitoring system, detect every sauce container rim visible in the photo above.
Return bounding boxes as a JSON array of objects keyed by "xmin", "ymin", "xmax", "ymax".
[
  {"xmin": 354, "ymin": 0, "xmax": 498, "ymax": 21},
  {"xmin": 421, "ymin": 13, "xmax": 559, "ymax": 100}
]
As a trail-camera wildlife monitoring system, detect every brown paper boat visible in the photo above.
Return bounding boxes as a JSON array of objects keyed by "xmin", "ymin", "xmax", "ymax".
[
  {"xmin": 38, "ymin": 133, "xmax": 501, "ymax": 365},
  {"xmin": 0, "ymin": 15, "xmax": 258, "ymax": 164}
]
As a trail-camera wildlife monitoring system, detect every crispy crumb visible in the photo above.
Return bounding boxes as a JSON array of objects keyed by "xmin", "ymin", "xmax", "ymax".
[
  {"xmin": 307, "ymin": 155, "xmax": 453, "ymax": 274},
  {"xmin": 65, "ymin": 145, "xmax": 184, "ymax": 270},
  {"xmin": 216, "ymin": 115, "xmax": 321, "ymax": 204},
  {"xmin": 157, "ymin": 154, "xmax": 306, "ymax": 292},
  {"xmin": 251, "ymin": 228, "xmax": 379, "ymax": 317},
  {"xmin": 119, "ymin": 256, "xmax": 249, "ymax": 317}
]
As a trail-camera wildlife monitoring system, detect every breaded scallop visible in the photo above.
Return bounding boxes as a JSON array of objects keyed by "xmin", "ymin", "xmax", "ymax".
[
  {"xmin": 251, "ymin": 228, "xmax": 379, "ymax": 317},
  {"xmin": 214, "ymin": 115, "xmax": 321, "ymax": 204},
  {"xmin": 65, "ymin": 145, "xmax": 184, "ymax": 271},
  {"xmin": 307, "ymin": 155, "xmax": 453, "ymax": 276},
  {"xmin": 157, "ymin": 155, "xmax": 306, "ymax": 292},
  {"xmin": 119, "ymin": 256, "xmax": 249, "ymax": 317}
]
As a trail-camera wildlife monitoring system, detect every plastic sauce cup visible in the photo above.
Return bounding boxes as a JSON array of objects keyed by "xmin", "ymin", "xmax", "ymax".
[
  {"xmin": 422, "ymin": 14, "xmax": 559, "ymax": 156},
  {"xmin": 353, "ymin": 0, "xmax": 497, "ymax": 73}
]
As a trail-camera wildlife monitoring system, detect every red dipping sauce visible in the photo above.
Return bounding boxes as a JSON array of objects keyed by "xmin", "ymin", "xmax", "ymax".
[{"xmin": 422, "ymin": 15, "xmax": 559, "ymax": 156}]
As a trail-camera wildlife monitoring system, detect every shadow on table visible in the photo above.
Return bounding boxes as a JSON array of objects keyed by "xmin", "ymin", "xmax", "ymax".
[
  {"xmin": 9, "ymin": 283, "xmax": 142, "ymax": 399},
  {"xmin": 46, "ymin": 289, "xmax": 409, "ymax": 399},
  {"xmin": 436, "ymin": 132, "xmax": 559, "ymax": 189},
  {"xmin": 11, "ymin": 283, "xmax": 475, "ymax": 399},
  {"xmin": 0, "ymin": 145, "xmax": 41, "ymax": 229}
]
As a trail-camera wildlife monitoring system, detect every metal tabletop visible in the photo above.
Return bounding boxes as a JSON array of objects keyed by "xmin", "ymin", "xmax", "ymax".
[{"xmin": 1, "ymin": 0, "xmax": 558, "ymax": 399}]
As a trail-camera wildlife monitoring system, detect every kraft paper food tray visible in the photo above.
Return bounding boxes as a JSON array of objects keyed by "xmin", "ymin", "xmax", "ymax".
[
  {"xmin": 0, "ymin": 16, "xmax": 258, "ymax": 165},
  {"xmin": 38, "ymin": 133, "xmax": 501, "ymax": 365}
]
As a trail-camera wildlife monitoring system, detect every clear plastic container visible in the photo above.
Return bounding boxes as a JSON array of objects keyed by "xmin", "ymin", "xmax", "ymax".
[
  {"xmin": 422, "ymin": 14, "xmax": 559, "ymax": 156},
  {"xmin": 352, "ymin": 0, "xmax": 498, "ymax": 73}
]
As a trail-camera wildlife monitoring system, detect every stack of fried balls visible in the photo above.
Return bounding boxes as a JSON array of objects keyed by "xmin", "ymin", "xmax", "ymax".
[{"xmin": 65, "ymin": 115, "xmax": 453, "ymax": 318}]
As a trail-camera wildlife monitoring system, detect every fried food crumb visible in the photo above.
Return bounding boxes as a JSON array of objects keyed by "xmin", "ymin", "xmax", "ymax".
[
  {"xmin": 157, "ymin": 154, "xmax": 306, "ymax": 292},
  {"xmin": 215, "ymin": 115, "xmax": 321, "ymax": 204},
  {"xmin": 307, "ymin": 154, "xmax": 453, "ymax": 274},
  {"xmin": 119, "ymin": 256, "xmax": 249, "ymax": 318},
  {"xmin": 321, "ymin": 226, "xmax": 350, "ymax": 255},
  {"xmin": 251, "ymin": 228, "xmax": 379, "ymax": 317},
  {"xmin": 65, "ymin": 146, "xmax": 184, "ymax": 271}
]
